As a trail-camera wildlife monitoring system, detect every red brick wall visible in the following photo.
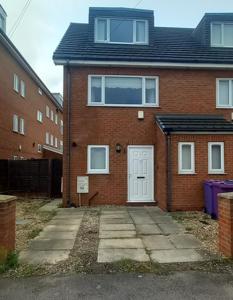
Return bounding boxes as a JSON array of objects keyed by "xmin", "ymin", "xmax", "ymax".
[
  {"xmin": 0, "ymin": 197, "xmax": 16, "ymax": 261},
  {"xmin": 0, "ymin": 43, "xmax": 63, "ymax": 159},
  {"xmin": 63, "ymin": 66, "xmax": 233, "ymax": 207},
  {"xmin": 170, "ymin": 134, "xmax": 233, "ymax": 211},
  {"xmin": 218, "ymin": 194, "xmax": 233, "ymax": 257}
]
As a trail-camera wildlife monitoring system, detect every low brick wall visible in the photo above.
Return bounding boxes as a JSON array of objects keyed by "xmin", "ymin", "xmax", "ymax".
[
  {"xmin": 0, "ymin": 195, "xmax": 16, "ymax": 262},
  {"xmin": 218, "ymin": 192, "xmax": 233, "ymax": 257}
]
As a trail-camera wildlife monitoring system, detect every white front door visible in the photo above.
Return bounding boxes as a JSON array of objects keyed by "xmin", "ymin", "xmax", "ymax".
[{"xmin": 128, "ymin": 146, "xmax": 154, "ymax": 202}]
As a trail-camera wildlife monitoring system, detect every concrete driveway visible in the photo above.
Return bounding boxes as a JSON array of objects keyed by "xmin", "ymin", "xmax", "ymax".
[{"xmin": 98, "ymin": 207, "xmax": 205, "ymax": 263}]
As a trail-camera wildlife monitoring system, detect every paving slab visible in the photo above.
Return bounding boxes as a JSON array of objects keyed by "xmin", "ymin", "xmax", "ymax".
[
  {"xmin": 98, "ymin": 248, "xmax": 150, "ymax": 263},
  {"xmin": 52, "ymin": 215, "xmax": 84, "ymax": 220},
  {"xmin": 19, "ymin": 250, "xmax": 70, "ymax": 264},
  {"xmin": 99, "ymin": 231, "xmax": 136, "ymax": 239},
  {"xmin": 100, "ymin": 224, "xmax": 135, "ymax": 231},
  {"xmin": 158, "ymin": 222, "xmax": 184, "ymax": 235},
  {"xmin": 150, "ymin": 249, "xmax": 204, "ymax": 263},
  {"xmin": 99, "ymin": 238, "xmax": 144, "ymax": 249},
  {"xmin": 130, "ymin": 216, "xmax": 155, "ymax": 225},
  {"xmin": 101, "ymin": 210, "xmax": 127, "ymax": 215},
  {"xmin": 136, "ymin": 224, "xmax": 162, "ymax": 235},
  {"xmin": 169, "ymin": 234, "xmax": 202, "ymax": 249},
  {"xmin": 43, "ymin": 225, "xmax": 80, "ymax": 232},
  {"xmin": 36, "ymin": 231, "xmax": 77, "ymax": 240},
  {"xmin": 101, "ymin": 214, "xmax": 129, "ymax": 219},
  {"xmin": 100, "ymin": 218, "xmax": 133, "ymax": 224},
  {"xmin": 142, "ymin": 235, "xmax": 175, "ymax": 250},
  {"xmin": 29, "ymin": 239, "xmax": 75, "ymax": 250},
  {"xmin": 39, "ymin": 199, "xmax": 61, "ymax": 212},
  {"xmin": 151, "ymin": 215, "xmax": 174, "ymax": 224},
  {"xmin": 48, "ymin": 219, "xmax": 82, "ymax": 225}
]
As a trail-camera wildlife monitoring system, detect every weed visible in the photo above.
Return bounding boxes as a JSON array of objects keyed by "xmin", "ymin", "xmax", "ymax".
[
  {"xmin": 28, "ymin": 227, "xmax": 42, "ymax": 239},
  {"xmin": 0, "ymin": 251, "xmax": 19, "ymax": 274}
]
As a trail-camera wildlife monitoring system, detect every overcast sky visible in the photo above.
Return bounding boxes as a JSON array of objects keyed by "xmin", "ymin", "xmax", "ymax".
[{"xmin": 1, "ymin": 0, "xmax": 233, "ymax": 95}]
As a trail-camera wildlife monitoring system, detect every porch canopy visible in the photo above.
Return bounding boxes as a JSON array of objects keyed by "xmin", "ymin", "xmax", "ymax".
[{"xmin": 155, "ymin": 114, "xmax": 233, "ymax": 133}]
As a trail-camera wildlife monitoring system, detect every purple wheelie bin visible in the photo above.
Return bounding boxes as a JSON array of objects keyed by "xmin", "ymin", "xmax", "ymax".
[
  {"xmin": 204, "ymin": 180, "xmax": 223, "ymax": 218},
  {"xmin": 211, "ymin": 180, "xmax": 233, "ymax": 219}
]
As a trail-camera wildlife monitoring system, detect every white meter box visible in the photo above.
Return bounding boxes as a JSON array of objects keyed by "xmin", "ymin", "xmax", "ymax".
[{"xmin": 77, "ymin": 176, "xmax": 89, "ymax": 193}]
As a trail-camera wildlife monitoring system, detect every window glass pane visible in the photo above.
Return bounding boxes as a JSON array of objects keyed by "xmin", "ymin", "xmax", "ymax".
[
  {"xmin": 224, "ymin": 24, "xmax": 233, "ymax": 46},
  {"xmin": 97, "ymin": 19, "xmax": 107, "ymax": 41},
  {"xmin": 110, "ymin": 19, "xmax": 133, "ymax": 43},
  {"xmin": 212, "ymin": 24, "xmax": 222, "ymax": 45},
  {"xmin": 212, "ymin": 145, "xmax": 221, "ymax": 169},
  {"xmin": 91, "ymin": 77, "xmax": 102, "ymax": 102},
  {"xmin": 219, "ymin": 80, "xmax": 230, "ymax": 105},
  {"xmin": 105, "ymin": 77, "xmax": 142, "ymax": 105},
  {"xmin": 145, "ymin": 79, "xmax": 156, "ymax": 103},
  {"xmin": 182, "ymin": 145, "xmax": 191, "ymax": 170},
  {"xmin": 91, "ymin": 147, "xmax": 106, "ymax": 170},
  {"xmin": 136, "ymin": 21, "xmax": 146, "ymax": 42}
]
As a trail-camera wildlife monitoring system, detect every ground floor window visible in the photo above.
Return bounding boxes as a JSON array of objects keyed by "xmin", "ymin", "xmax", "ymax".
[
  {"xmin": 87, "ymin": 145, "xmax": 109, "ymax": 174},
  {"xmin": 178, "ymin": 142, "xmax": 195, "ymax": 174},
  {"xmin": 208, "ymin": 142, "xmax": 224, "ymax": 174}
]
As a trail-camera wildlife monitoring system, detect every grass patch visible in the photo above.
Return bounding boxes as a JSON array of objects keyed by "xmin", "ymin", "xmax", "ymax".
[
  {"xmin": 0, "ymin": 252, "xmax": 19, "ymax": 274},
  {"xmin": 110, "ymin": 259, "xmax": 161, "ymax": 273},
  {"xmin": 39, "ymin": 210, "xmax": 57, "ymax": 222}
]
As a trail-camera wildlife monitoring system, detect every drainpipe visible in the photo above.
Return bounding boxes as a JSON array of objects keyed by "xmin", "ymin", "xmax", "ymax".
[
  {"xmin": 166, "ymin": 133, "xmax": 172, "ymax": 212},
  {"xmin": 66, "ymin": 62, "xmax": 72, "ymax": 207}
]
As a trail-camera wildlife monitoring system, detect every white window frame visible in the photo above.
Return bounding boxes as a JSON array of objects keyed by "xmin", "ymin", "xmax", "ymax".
[
  {"xmin": 50, "ymin": 110, "xmax": 54, "ymax": 122},
  {"xmin": 60, "ymin": 140, "xmax": 63, "ymax": 150},
  {"xmin": 60, "ymin": 120, "xmax": 63, "ymax": 135},
  {"xmin": 216, "ymin": 78, "xmax": 233, "ymax": 108},
  {"xmin": 211, "ymin": 22, "xmax": 233, "ymax": 48},
  {"xmin": 178, "ymin": 142, "xmax": 195, "ymax": 174},
  {"xmin": 19, "ymin": 118, "xmax": 25, "ymax": 135},
  {"xmin": 38, "ymin": 144, "xmax": 42, "ymax": 153},
  {"xmin": 20, "ymin": 80, "xmax": 25, "ymax": 98},
  {"xmin": 88, "ymin": 75, "xmax": 159, "ymax": 107},
  {"xmin": 208, "ymin": 142, "xmax": 225, "ymax": 174},
  {"xmin": 38, "ymin": 88, "xmax": 43, "ymax": 95},
  {"xmin": 50, "ymin": 134, "xmax": 54, "ymax": 146},
  {"xmin": 46, "ymin": 132, "xmax": 49, "ymax": 145},
  {"xmin": 87, "ymin": 145, "xmax": 109, "ymax": 174},
  {"xmin": 37, "ymin": 110, "xmax": 43, "ymax": 123},
  {"xmin": 13, "ymin": 74, "xmax": 19, "ymax": 92},
  {"xmin": 46, "ymin": 106, "xmax": 50, "ymax": 118},
  {"xmin": 95, "ymin": 18, "xmax": 149, "ymax": 45},
  {"xmin": 13, "ymin": 114, "xmax": 18, "ymax": 132},
  {"xmin": 55, "ymin": 114, "xmax": 58, "ymax": 125},
  {"xmin": 55, "ymin": 137, "xmax": 58, "ymax": 148}
]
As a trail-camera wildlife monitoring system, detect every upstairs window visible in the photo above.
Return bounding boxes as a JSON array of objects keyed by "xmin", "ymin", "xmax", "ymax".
[
  {"xmin": 211, "ymin": 23, "xmax": 233, "ymax": 47},
  {"xmin": 20, "ymin": 80, "xmax": 26, "ymax": 98},
  {"xmin": 13, "ymin": 114, "xmax": 18, "ymax": 132},
  {"xmin": 19, "ymin": 118, "xmax": 25, "ymax": 135},
  {"xmin": 46, "ymin": 106, "xmax": 50, "ymax": 118},
  {"xmin": 13, "ymin": 74, "xmax": 19, "ymax": 92},
  {"xmin": 95, "ymin": 18, "xmax": 148, "ymax": 44},
  {"xmin": 37, "ymin": 110, "xmax": 43, "ymax": 123},
  {"xmin": 217, "ymin": 79, "xmax": 233, "ymax": 108},
  {"xmin": 88, "ymin": 75, "xmax": 158, "ymax": 107}
]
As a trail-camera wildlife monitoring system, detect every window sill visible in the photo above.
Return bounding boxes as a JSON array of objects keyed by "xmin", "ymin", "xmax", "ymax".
[
  {"xmin": 216, "ymin": 106, "xmax": 233, "ymax": 109},
  {"xmin": 178, "ymin": 172, "xmax": 196, "ymax": 175},
  {"xmin": 208, "ymin": 172, "xmax": 226, "ymax": 175},
  {"xmin": 87, "ymin": 104, "xmax": 160, "ymax": 108},
  {"xmin": 87, "ymin": 172, "xmax": 110, "ymax": 175}
]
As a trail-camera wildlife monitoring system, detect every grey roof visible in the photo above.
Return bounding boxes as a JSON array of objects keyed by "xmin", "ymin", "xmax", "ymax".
[
  {"xmin": 53, "ymin": 9, "xmax": 233, "ymax": 64},
  {"xmin": 155, "ymin": 114, "xmax": 233, "ymax": 133}
]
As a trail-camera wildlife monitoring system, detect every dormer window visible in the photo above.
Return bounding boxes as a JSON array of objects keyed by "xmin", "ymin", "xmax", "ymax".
[
  {"xmin": 95, "ymin": 18, "xmax": 148, "ymax": 44},
  {"xmin": 211, "ymin": 23, "xmax": 233, "ymax": 47}
]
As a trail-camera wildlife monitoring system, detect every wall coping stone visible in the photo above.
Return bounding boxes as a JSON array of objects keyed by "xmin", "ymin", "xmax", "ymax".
[
  {"xmin": 0, "ymin": 195, "xmax": 17, "ymax": 203},
  {"xmin": 218, "ymin": 192, "xmax": 233, "ymax": 200}
]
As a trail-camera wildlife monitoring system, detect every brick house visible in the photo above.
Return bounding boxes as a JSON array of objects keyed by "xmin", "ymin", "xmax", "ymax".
[
  {"xmin": 0, "ymin": 5, "xmax": 63, "ymax": 160},
  {"xmin": 53, "ymin": 7, "xmax": 233, "ymax": 211}
]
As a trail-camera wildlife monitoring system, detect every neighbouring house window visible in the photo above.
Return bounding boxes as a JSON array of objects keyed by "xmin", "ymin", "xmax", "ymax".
[
  {"xmin": 178, "ymin": 142, "xmax": 195, "ymax": 174},
  {"xmin": 37, "ymin": 110, "xmax": 43, "ymax": 123},
  {"xmin": 46, "ymin": 106, "xmax": 50, "ymax": 118},
  {"xmin": 208, "ymin": 142, "xmax": 224, "ymax": 174},
  {"xmin": 50, "ymin": 134, "xmax": 54, "ymax": 146},
  {"xmin": 19, "ymin": 118, "xmax": 25, "ymax": 135},
  {"xmin": 60, "ymin": 140, "xmax": 63, "ymax": 151},
  {"xmin": 88, "ymin": 75, "xmax": 158, "ymax": 106},
  {"xmin": 13, "ymin": 114, "xmax": 18, "ymax": 132},
  {"xmin": 20, "ymin": 80, "xmax": 26, "ymax": 97},
  {"xmin": 38, "ymin": 88, "xmax": 43, "ymax": 95},
  {"xmin": 46, "ymin": 132, "xmax": 49, "ymax": 144},
  {"xmin": 95, "ymin": 18, "xmax": 148, "ymax": 44},
  {"xmin": 55, "ymin": 114, "xmax": 58, "ymax": 125},
  {"xmin": 38, "ymin": 144, "xmax": 42, "ymax": 153},
  {"xmin": 217, "ymin": 79, "xmax": 233, "ymax": 107},
  {"xmin": 51, "ymin": 110, "xmax": 54, "ymax": 121},
  {"xmin": 13, "ymin": 74, "xmax": 19, "ymax": 92},
  {"xmin": 55, "ymin": 137, "xmax": 58, "ymax": 148},
  {"xmin": 87, "ymin": 145, "xmax": 109, "ymax": 174},
  {"xmin": 60, "ymin": 120, "xmax": 63, "ymax": 135},
  {"xmin": 211, "ymin": 23, "xmax": 233, "ymax": 47}
]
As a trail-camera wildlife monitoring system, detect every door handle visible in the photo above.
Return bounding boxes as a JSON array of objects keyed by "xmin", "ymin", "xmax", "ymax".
[{"xmin": 137, "ymin": 176, "xmax": 145, "ymax": 179}]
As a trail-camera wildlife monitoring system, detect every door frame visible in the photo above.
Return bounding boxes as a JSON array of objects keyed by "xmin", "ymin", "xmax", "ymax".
[{"xmin": 127, "ymin": 145, "xmax": 154, "ymax": 203}]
